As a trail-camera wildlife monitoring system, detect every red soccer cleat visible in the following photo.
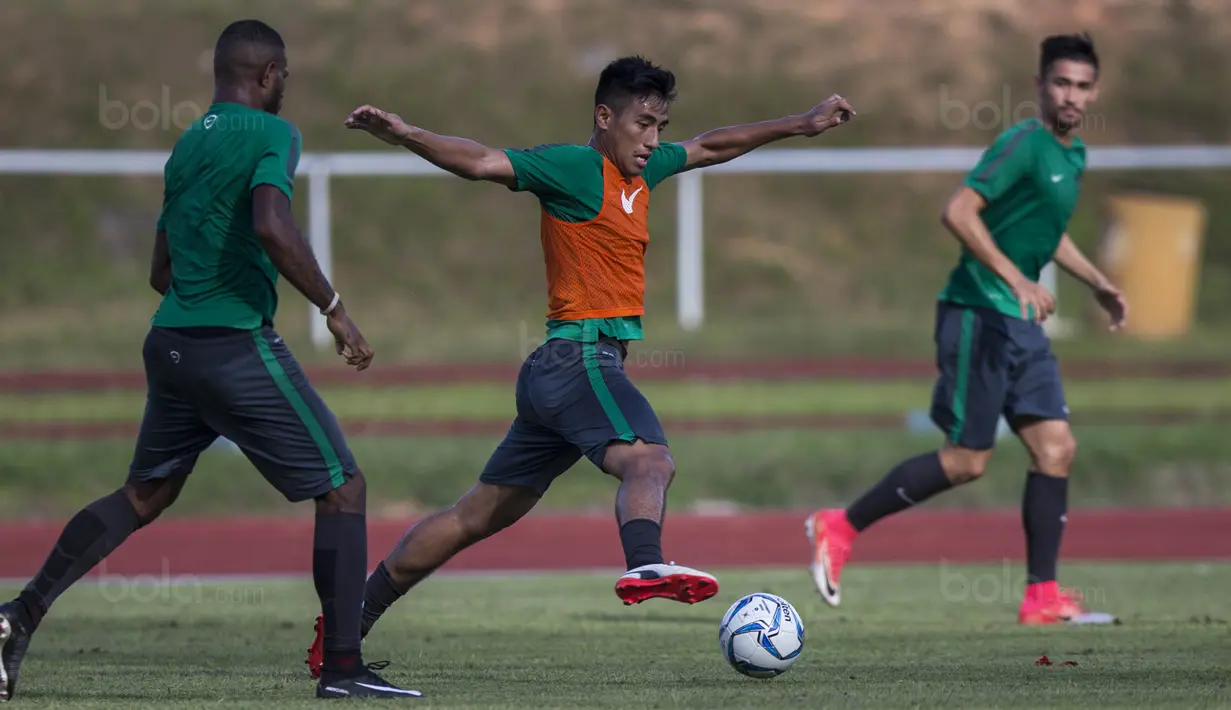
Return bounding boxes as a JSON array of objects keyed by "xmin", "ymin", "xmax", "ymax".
[
  {"xmin": 305, "ymin": 614, "xmax": 324, "ymax": 679},
  {"xmin": 614, "ymin": 563, "xmax": 719, "ymax": 605},
  {"xmin": 805, "ymin": 509, "xmax": 857, "ymax": 608},
  {"xmin": 1018, "ymin": 582, "xmax": 1117, "ymax": 625}
]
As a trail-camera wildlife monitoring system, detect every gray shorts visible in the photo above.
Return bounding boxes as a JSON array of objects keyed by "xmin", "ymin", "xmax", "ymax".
[
  {"xmin": 930, "ymin": 301, "xmax": 1069, "ymax": 450},
  {"xmin": 478, "ymin": 338, "xmax": 668, "ymax": 496},
  {"xmin": 128, "ymin": 326, "xmax": 357, "ymax": 502}
]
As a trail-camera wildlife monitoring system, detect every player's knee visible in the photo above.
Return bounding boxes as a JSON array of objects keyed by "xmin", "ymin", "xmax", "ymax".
[
  {"xmin": 316, "ymin": 469, "xmax": 367, "ymax": 514},
  {"xmin": 1032, "ymin": 434, "xmax": 1077, "ymax": 477},
  {"xmin": 123, "ymin": 475, "xmax": 187, "ymax": 526},
  {"xmin": 618, "ymin": 443, "xmax": 675, "ymax": 488},
  {"xmin": 452, "ymin": 483, "xmax": 536, "ymax": 544},
  {"xmin": 455, "ymin": 507, "xmax": 496, "ymax": 544},
  {"xmin": 939, "ymin": 447, "xmax": 992, "ymax": 484}
]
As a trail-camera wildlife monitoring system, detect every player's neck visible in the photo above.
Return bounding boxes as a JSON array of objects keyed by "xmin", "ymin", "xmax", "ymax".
[
  {"xmin": 587, "ymin": 134, "xmax": 626, "ymax": 177},
  {"xmin": 1042, "ymin": 116, "xmax": 1076, "ymax": 146},
  {"xmin": 212, "ymin": 84, "xmax": 263, "ymax": 112}
]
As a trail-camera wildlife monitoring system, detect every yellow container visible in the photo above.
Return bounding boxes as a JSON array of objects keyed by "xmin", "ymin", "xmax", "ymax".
[{"xmin": 1095, "ymin": 193, "xmax": 1207, "ymax": 340}]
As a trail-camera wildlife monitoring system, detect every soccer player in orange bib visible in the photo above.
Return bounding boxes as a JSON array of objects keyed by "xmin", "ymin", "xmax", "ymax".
[{"xmin": 304, "ymin": 56, "xmax": 854, "ymax": 678}]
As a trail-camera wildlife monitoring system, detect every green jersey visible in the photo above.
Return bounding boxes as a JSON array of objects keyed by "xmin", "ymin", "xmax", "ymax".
[
  {"xmin": 504, "ymin": 142, "xmax": 688, "ymax": 343},
  {"xmin": 152, "ymin": 102, "xmax": 301, "ymax": 330},
  {"xmin": 938, "ymin": 118, "xmax": 1086, "ymax": 318}
]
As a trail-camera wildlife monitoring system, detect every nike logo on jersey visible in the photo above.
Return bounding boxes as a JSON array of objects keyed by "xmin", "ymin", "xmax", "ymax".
[
  {"xmin": 1051, "ymin": 174, "xmax": 1063, "ymax": 182},
  {"xmin": 621, "ymin": 185, "xmax": 643, "ymax": 214}
]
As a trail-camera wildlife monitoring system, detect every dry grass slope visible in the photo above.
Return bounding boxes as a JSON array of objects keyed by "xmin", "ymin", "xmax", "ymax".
[{"xmin": 1, "ymin": 0, "xmax": 1230, "ymax": 366}]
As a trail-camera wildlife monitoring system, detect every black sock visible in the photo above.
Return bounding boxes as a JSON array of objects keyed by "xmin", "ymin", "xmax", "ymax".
[
  {"xmin": 844, "ymin": 452, "xmax": 952, "ymax": 532},
  {"xmin": 619, "ymin": 519, "xmax": 664, "ymax": 570},
  {"xmin": 19, "ymin": 490, "xmax": 141, "ymax": 627},
  {"xmin": 360, "ymin": 561, "xmax": 406, "ymax": 638},
  {"xmin": 1023, "ymin": 471, "xmax": 1068, "ymax": 584},
  {"xmin": 314, "ymin": 511, "xmax": 367, "ymax": 676}
]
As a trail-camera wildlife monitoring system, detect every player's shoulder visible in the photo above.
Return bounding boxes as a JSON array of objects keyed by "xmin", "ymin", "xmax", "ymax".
[
  {"xmin": 649, "ymin": 141, "xmax": 687, "ymax": 164},
  {"xmin": 652, "ymin": 142, "xmax": 686, "ymax": 156},
  {"xmin": 504, "ymin": 143, "xmax": 602, "ymax": 180},
  {"xmin": 990, "ymin": 118, "xmax": 1047, "ymax": 149},
  {"xmin": 506, "ymin": 143, "xmax": 597, "ymax": 161},
  {"xmin": 257, "ymin": 113, "xmax": 301, "ymax": 143}
]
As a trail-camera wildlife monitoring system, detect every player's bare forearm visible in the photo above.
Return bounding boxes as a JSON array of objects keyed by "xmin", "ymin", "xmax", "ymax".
[
  {"xmin": 396, "ymin": 127, "xmax": 515, "ymax": 186},
  {"xmin": 252, "ymin": 185, "xmax": 337, "ymax": 312},
  {"xmin": 345, "ymin": 106, "xmax": 516, "ymax": 186},
  {"xmin": 1053, "ymin": 233, "xmax": 1112, "ymax": 290},
  {"xmin": 681, "ymin": 115, "xmax": 810, "ymax": 170},
  {"xmin": 149, "ymin": 229, "xmax": 171, "ymax": 295},
  {"xmin": 941, "ymin": 187, "xmax": 1028, "ymax": 287}
]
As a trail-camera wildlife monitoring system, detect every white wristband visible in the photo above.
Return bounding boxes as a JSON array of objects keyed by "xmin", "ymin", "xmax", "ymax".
[{"xmin": 321, "ymin": 292, "xmax": 341, "ymax": 316}]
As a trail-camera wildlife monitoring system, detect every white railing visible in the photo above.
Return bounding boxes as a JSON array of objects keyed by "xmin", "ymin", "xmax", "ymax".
[{"xmin": 2, "ymin": 145, "xmax": 1229, "ymax": 347}]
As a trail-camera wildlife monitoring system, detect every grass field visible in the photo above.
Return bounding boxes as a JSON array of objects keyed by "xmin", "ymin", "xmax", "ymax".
[
  {"xmin": 8, "ymin": 378, "xmax": 1231, "ymax": 422},
  {"xmin": 2, "ymin": 563, "xmax": 1229, "ymax": 708}
]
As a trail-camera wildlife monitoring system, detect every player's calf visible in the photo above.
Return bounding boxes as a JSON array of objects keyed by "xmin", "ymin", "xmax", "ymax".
[
  {"xmin": 307, "ymin": 483, "xmax": 539, "ymax": 679},
  {"xmin": 602, "ymin": 441, "xmax": 718, "ymax": 605},
  {"xmin": 1017, "ymin": 418, "xmax": 1080, "ymax": 618},
  {"xmin": 606, "ymin": 443, "xmax": 674, "ymax": 566},
  {"xmin": 310, "ymin": 471, "xmax": 369, "ymax": 682},
  {"xmin": 805, "ymin": 448, "xmax": 982, "ymax": 607}
]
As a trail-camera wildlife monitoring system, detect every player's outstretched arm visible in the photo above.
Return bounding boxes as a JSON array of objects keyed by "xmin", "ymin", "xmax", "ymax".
[
  {"xmin": 149, "ymin": 229, "xmax": 171, "ymax": 295},
  {"xmin": 252, "ymin": 185, "xmax": 374, "ymax": 369},
  {"xmin": 1053, "ymin": 233, "xmax": 1128, "ymax": 331},
  {"xmin": 344, "ymin": 105, "xmax": 516, "ymax": 188},
  {"xmin": 941, "ymin": 186, "xmax": 1055, "ymax": 323},
  {"xmin": 678, "ymin": 94, "xmax": 855, "ymax": 172}
]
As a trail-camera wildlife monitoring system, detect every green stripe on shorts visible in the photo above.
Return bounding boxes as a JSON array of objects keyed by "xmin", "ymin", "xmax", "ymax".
[
  {"xmin": 948, "ymin": 308, "xmax": 976, "ymax": 443},
  {"xmin": 581, "ymin": 342, "xmax": 637, "ymax": 443},
  {"xmin": 252, "ymin": 331, "xmax": 345, "ymax": 488}
]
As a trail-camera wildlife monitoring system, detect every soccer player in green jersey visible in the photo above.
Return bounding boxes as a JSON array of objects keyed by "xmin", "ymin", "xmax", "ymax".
[
  {"xmin": 806, "ymin": 33, "xmax": 1127, "ymax": 625},
  {"xmin": 0, "ymin": 20, "xmax": 420, "ymax": 701}
]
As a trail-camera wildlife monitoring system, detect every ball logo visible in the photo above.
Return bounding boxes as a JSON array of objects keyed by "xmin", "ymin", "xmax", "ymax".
[
  {"xmin": 204, "ymin": 115, "xmax": 217, "ymax": 129},
  {"xmin": 170, "ymin": 350, "xmax": 181, "ymax": 364}
]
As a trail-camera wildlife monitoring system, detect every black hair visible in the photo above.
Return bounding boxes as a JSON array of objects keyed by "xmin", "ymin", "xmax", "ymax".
[
  {"xmin": 594, "ymin": 55, "xmax": 677, "ymax": 111},
  {"xmin": 214, "ymin": 19, "xmax": 286, "ymax": 82},
  {"xmin": 1039, "ymin": 32, "xmax": 1098, "ymax": 78}
]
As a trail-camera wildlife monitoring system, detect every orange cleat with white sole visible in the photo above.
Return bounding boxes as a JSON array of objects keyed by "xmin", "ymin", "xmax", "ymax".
[
  {"xmin": 805, "ymin": 509, "xmax": 857, "ymax": 608},
  {"xmin": 614, "ymin": 563, "xmax": 719, "ymax": 606},
  {"xmin": 1018, "ymin": 582, "xmax": 1117, "ymax": 625}
]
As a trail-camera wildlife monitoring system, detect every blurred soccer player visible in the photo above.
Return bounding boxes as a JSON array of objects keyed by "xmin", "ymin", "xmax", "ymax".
[
  {"xmin": 0, "ymin": 20, "xmax": 421, "ymax": 701},
  {"xmin": 806, "ymin": 33, "xmax": 1125, "ymax": 625},
  {"xmin": 303, "ymin": 56, "xmax": 855, "ymax": 678}
]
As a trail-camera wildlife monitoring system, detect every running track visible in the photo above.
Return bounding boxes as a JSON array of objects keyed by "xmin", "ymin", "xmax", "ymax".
[{"xmin": 1, "ymin": 509, "xmax": 1227, "ymax": 579}]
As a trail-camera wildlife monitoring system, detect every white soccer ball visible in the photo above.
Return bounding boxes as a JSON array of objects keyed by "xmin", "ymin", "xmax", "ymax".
[{"xmin": 718, "ymin": 592, "xmax": 805, "ymax": 678}]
